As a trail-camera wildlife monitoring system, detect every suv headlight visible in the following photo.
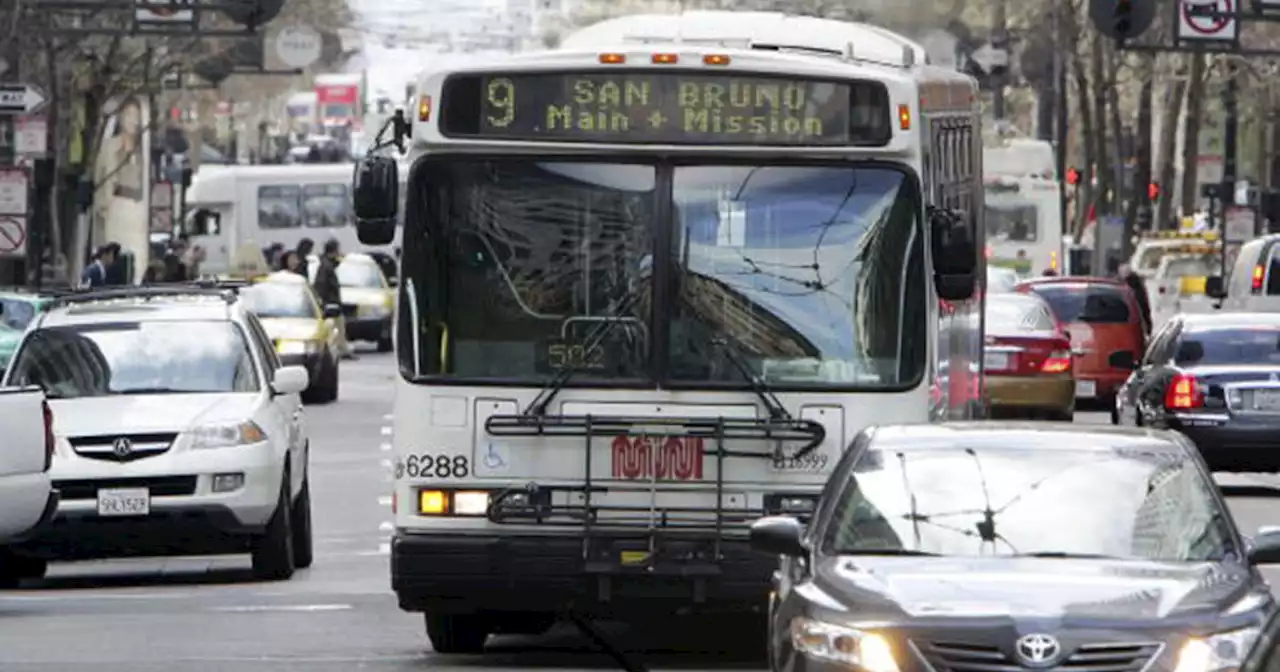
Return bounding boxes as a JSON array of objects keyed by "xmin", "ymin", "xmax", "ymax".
[
  {"xmin": 790, "ymin": 618, "xmax": 900, "ymax": 672},
  {"xmin": 1173, "ymin": 627, "xmax": 1262, "ymax": 672},
  {"xmin": 188, "ymin": 421, "xmax": 267, "ymax": 449},
  {"xmin": 278, "ymin": 340, "xmax": 318, "ymax": 356}
]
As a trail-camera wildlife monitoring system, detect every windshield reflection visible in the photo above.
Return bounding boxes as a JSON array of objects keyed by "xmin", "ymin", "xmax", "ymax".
[
  {"xmin": 826, "ymin": 444, "xmax": 1232, "ymax": 562},
  {"xmin": 241, "ymin": 283, "xmax": 319, "ymax": 319}
]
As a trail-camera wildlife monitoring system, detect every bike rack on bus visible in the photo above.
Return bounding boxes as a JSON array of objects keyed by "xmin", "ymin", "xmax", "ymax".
[{"xmin": 483, "ymin": 413, "xmax": 824, "ymax": 598}]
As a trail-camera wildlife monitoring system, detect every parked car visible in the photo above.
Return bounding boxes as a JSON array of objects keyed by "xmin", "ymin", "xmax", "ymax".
[
  {"xmin": 983, "ymin": 293, "xmax": 1075, "ymax": 420},
  {"xmin": 1017, "ymin": 276, "xmax": 1145, "ymax": 406}
]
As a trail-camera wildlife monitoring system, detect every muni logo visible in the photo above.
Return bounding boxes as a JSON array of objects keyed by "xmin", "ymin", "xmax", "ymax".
[{"xmin": 611, "ymin": 436, "xmax": 704, "ymax": 481}]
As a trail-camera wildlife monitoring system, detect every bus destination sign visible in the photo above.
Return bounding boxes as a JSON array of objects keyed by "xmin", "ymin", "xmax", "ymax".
[{"xmin": 444, "ymin": 72, "xmax": 888, "ymax": 146}]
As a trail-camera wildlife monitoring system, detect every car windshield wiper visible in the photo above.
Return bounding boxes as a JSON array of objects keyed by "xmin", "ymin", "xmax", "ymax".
[
  {"xmin": 832, "ymin": 548, "xmax": 942, "ymax": 556},
  {"xmin": 710, "ymin": 337, "xmax": 793, "ymax": 421},
  {"xmin": 1013, "ymin": 552, "xmax": 1127, "ymax": 560}
]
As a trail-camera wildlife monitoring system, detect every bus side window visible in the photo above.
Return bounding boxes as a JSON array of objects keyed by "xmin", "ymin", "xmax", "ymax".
[
  {"xmin": 258, "ymin": 185, "xmax": 302, "ymax": 229},
  {"xmin": 191, "ymin": 209, "xmax": 221, "ymax": 236}
]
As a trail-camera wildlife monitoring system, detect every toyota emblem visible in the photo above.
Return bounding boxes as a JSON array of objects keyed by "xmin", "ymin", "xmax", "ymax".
[
  {"xmin": 1015, "ymin": 633, "xmax": 1061, "ymax": 667},
  {"xmin": 112, "ymin": 437, "xmax": 133, "ymax": 458}
]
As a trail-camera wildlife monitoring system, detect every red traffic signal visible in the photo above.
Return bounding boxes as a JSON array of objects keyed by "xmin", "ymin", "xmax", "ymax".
[
  {"xmin": 1148, "ymin": 181, "xmax": 1161, "ymax": 202},
  {"xmin": 1066, "ymin": 167, "xmax": 1081, "ymax": 186}
]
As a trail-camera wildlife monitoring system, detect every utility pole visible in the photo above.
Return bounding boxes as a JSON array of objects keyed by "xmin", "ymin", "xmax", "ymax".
[{"xmin": 992, "ymin": 0, "xmax": 1007, "ymax": 119}]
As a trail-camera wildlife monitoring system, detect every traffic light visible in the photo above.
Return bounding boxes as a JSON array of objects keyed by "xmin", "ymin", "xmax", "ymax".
[
  {"xmin": 1089, "ymin": 0, "xmax": 1156, "ymax": 40},
  {"xmin": 1066, "ymin": 167, "xmax": 1081, "ymax": 186},
  {"xmin": 1148, "ymin": 181, "xmax": 1161, "ymax": 202}
]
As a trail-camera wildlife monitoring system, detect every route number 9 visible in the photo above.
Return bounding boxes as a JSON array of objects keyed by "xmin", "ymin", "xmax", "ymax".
[{"xmin": 486, "ymin": 78, "xmax": 515, "ymax": 128}]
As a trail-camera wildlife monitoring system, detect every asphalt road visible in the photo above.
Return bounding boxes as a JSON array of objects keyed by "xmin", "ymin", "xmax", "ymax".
[{"xmin": 1, "ymin": 363, "xmax": 1279, "ymax": 670}]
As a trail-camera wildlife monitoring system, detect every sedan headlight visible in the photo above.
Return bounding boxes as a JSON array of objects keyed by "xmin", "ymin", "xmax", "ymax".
[
  {"xmin": 188, "ymin": 421, "xmax": 267, "ymax": 449},
  {"xmin": 1173, "ymin": 627, "xmax": 1261, "ymax": 672},
  {"xmin": 277, "ymin": 340, "xmax": 318, "ymax": 356},
  {"xmin": 790, "ymin": 618, "xmax": 900, "ymax": 672}
]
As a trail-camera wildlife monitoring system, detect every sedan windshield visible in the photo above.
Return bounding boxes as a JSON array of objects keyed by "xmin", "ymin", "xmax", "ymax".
[
  {"xmin": 336, "ymin": 261, "xmax": 384, "ymax": 288},
  {"xmin": 825, "ymin": 444, "xmax": 1232, "ymax": 562},
  {"xmin": 241, "ymin": 283, "xmax": 319, "ymax": 319},
  {"xmin": 8, "ymin": 321, "xmax": 260, "ymax": 398}
]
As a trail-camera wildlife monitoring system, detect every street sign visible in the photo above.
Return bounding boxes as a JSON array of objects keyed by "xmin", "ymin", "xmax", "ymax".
[
  {"xmin": 14, "ymin": 115, "xmax": 45, "ymax": 157},
  {"xmin": 1225, "ymin": 206, "xmax": 1255, "ymax": 243},
  {"xmin": 273, "ymin": 25, "xmax": 322, "ymax": 69},
  {"xmin": 0, "ymin": 168, "xmax": 26, "ymax": 215},
  {"xmin": 1177, "ymin": 0, "xmax": 1238, "ymax": 44},
  {"xmin": 0, "ymin": 84, "xmax": 46, "ymax": 116},
  {"xmin": 969, "ymin": 43, "xmax": 1009, "ymax": 74},
  {"xmin": 0, "ymin": 215, "xmax": 26, "ymax": 257}
]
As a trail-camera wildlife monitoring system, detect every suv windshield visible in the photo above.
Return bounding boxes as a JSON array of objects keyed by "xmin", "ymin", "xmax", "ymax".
[
  {"xmin": 240, "ymin": 283, "xmax": 319, "ymax": 319},
  {"xmin": 1031, "ymin": 284, "xmax": 1131, "ymax": 324},
  {"xmin": 8, "ymin": 321, "xmax": 260, "ymax": 398},
  {"xmin": 825, "ymin": 444, "xmax": 1232, "ymax": 562},
  {"xmin": 399, "ymin": 159, "xmax": 925, "ymax": 387}
]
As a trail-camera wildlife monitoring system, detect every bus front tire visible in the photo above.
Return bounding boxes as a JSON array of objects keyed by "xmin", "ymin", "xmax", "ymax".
[{"xmin": 426, "ymin": 613, "xmax": 490, "ymax": 654}]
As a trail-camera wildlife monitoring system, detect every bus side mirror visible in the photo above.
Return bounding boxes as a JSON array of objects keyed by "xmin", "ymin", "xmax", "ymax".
[
  {"xmin": 1205, "ymin": 275, "xmax": 1226, "ymax": 299},
  {"xmin": 930, "ymin": 207, "xmax": 975, "ymax": 301},
  {"xmin": 353, "ymin": 156, "xmax": 399, "ymax": 245}
]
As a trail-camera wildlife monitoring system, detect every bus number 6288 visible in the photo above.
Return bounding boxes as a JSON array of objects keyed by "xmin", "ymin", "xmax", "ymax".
[{"xmin": 404, "ymin": 454, "xmax": 471, "ymax": 478}]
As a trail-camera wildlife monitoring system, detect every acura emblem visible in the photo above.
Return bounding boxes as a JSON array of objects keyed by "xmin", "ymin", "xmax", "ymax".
[
  {"xmin": 112, "ymin": 437, "xmax": 133, "ymax": 458},
  {"xmin": 1015, "ymin": 633, "xmax": 1061, "ymax": 667}
]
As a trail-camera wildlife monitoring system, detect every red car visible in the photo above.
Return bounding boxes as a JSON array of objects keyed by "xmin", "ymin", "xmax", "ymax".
[{"xmin": 1015, "ymin": 277, "xmax": 1146, "ymax": 406}]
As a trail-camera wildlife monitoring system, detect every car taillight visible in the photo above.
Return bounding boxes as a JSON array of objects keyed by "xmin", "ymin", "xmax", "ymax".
[
  {"xmin": 1253, "ymin": 265, "xmax": 1265, "ymax": 293},
  {"xmin": 41, "ymin": 399, "xmax": 54, "ymax": 471},
  {"xmin": 1042, "ymin": 350, "xmax": 1072, "ymax": 373},
  {"xmin": 1165, "ymin": 373, "xmax": 1204, "ymax": 410}
]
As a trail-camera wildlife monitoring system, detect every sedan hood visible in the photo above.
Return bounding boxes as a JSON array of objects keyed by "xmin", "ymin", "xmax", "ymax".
[
  {"xmin": 50, "ymin": 394, "xmax": 258, "ymax": 436},
  {"xmin": 813, "ymin": 556, "xmax": 1251, "ymax": 621}
]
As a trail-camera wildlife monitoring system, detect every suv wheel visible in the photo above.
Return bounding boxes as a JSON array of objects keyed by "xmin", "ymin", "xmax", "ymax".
[
  {"xmin": 251, "ymin": 478, "xmax": 295, "ymax": 581},
  {"xmin": 425, "ymin": 614, "xmax": 490, "ymax": 654},
  {"xmin": 291, "ymin": 475, "xmax": 314, "ymax": 569}
]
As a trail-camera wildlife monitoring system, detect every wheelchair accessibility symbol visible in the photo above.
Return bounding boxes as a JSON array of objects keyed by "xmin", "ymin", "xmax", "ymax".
[{"xmin": 484, "ymin": 443, "xmax": 507, "ymax": 470}]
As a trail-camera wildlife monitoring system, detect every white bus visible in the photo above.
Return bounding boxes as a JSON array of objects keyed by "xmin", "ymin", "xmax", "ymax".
[
  {"xmin": 184, "ymin": 164, "xmax": 406, "ymax": 275},
  {"xmin": 354, "ymin": 10, "xmax": 984, "ymax": 652},
  {"xmin": 982, "ymin": 136, "xmax": 1062, "ymax": 276}
]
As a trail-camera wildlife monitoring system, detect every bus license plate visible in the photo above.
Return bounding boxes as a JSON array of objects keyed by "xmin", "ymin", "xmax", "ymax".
[
  {"xmin": 97, "ymin": 488, "xmax": 150, "ymax": 517},
  {"xmin": 1254, "ymin": 389, "xmax": 1280, "ymax": 411}
]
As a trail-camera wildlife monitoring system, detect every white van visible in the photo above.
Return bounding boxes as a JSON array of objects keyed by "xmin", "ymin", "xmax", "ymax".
[
  {"xmin": 184, "ymin": 164, "xmax": 407, "ymax": 275},
  {"xmin": 1207, "ymin": 234, "xmax": 1277, "ymax": 311}
]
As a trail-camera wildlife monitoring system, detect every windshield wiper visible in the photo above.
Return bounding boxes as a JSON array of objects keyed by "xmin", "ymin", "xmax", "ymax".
[
  {"xmin": 1013, "ymin": 552, "xmax": 1126, "ymax": 559},
  {"xmin": 711, "ymin": 337, "xmax": 793, "ymax": 421},
  {"xmin": 833, "ymin": 548, "xmax": 942, "ymax": 556},
  {"xmin": 522, "ymin": 294, "xmax": 643, "ymax": 417}
]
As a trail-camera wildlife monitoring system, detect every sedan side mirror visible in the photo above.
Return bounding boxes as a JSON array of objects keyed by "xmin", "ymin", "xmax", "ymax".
[
  {"xmin": 749, "ymin": 516, "xmax": 806, "ymax": 557},
  {"xmin": 271, "ymin": 365, "xmax": 310, "ymax": 396},
  {"xmin": 1205, "ymin": 275, "xmax": 1226, "ymax": 300},
  {"xmin": 1249, "ymin": 526, "xmax": 1280, "ymax": 564},
  {"xmin": 322, "ymin": 303, "xmax": 342, "ymax": 319}
]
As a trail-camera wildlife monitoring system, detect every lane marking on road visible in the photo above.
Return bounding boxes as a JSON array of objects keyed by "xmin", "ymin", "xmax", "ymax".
[
  {"xmin": 383, "ymin": 413, "xmax": 393, "ymax": 420},
  {"xmin": 379, "ymin": 458, "xmax": 392, "ymax": 469},
  {"xmin": 380, "ymin": 442, "xmax": 392, "ymax": 451},
  {"xmin": 378, "ymin": 521, "xmax": 394, "ymax": 534},
  {"xmin": 0, "ymin": 591, "xmax": 198, "ymax": 601},
  {"xmin": 380, "ymin": 426, "xmax": 393, "ymax": 436},
  {"xmin": 377, "ymin": 495, "xmax": 392, "ymax": 506},
  {"xmin": 208, "ymin": 603, "xmax": 354, "ymax": 613},
  {"xmin": 356, "ymin": 542, "xmax": 393, "ymax": 556}
]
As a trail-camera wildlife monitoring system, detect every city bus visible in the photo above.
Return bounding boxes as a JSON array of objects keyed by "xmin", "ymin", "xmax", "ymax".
[
  {"xmin": 352, "ymin": 10, "xmax": 984, "ymax": 653},
  {"xmin": 982, "ymin": 135, "xmax": 1062, "ymax": 276}
]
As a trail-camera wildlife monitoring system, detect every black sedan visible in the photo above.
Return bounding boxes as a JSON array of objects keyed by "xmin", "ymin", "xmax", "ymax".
[
  {"xmin": 751, "ymin": 422, "xmax": 1280, "ymax": 672},
  {"xmin": 1114, "ymin": 312, "xmax": 1280, "ymax": 472}
]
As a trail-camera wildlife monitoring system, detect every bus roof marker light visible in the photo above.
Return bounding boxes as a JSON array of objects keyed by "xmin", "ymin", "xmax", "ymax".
[
  {"xmin": 417, "ymin": 94, "xmax": 431, "ymax": 123},
  {"xmin": 703, "ymin": 54, "xmax": 730, "ymax": 65},
  {"xmin": 652, "ymin": 53, "xmax": 678, "ymax": 64},
  {"xmin": 599, "ymin": 53, "xmax": 626, "ymax": 64},
  {"xmin": 897, "ymin": 104, "xmax": 911, "ymax": 130}
]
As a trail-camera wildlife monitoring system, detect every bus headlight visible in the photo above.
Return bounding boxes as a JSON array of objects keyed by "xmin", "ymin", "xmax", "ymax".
[
  {"xmin": 790, "ymin": 618, "xmax": 899, "ymax": 672},
  {"xmin": 417, "ymin": 489, "xmax": 490, "ymax": 516},
  {"xmin": 1173, "ymin": 628, "xmax": 1261, "ymax": 672}
]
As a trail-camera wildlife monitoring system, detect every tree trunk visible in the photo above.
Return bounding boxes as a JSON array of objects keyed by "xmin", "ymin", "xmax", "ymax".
[
  {"xmin": 1125, "ymin": 57, "xmax": 1154, "ymax": 260},
  {"xmin": 1155, "ymin": 73, "xmax": 1187, "ymax": 230},
  {"xmin": 1180, "ymin": 54, "xmax": 1206, "ymax": 216},
  {"xmin": 1072, "ymin": 45, "xmax": 1095, "ymax": 240},
  {"xmin": 1090, "ymin": 32, "xmax": 1110, "ymax": 215}
]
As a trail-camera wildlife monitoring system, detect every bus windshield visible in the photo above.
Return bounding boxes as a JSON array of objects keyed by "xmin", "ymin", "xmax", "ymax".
[{"xmin": 400, "ymin": 159, "xmax": 926, "ymax": 389}]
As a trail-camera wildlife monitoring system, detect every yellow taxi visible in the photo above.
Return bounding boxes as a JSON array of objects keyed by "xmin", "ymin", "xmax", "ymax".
[
  {"xmin": 239, "ymin": 271, "xmax": 343, "ymax": 403},
  {"xmin": 333, "ymin": 253, "xmax": 396, "ymax": 352}
]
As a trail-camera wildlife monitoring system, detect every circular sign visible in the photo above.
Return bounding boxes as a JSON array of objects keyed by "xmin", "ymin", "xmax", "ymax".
[
  {"xmin": 274, "ymin": 25, "xmax": 322, "ymax": 69},
  {"xmin": 0, "ymin": 216, "xmax": 26, "ymax": 254},
  {"xmin": 1183, "ymin": 0, "xmax": 1232, "ymax": 35}
]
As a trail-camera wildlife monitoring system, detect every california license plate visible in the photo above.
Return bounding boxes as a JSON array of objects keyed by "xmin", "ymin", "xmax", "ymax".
[
  {"xmin": 97, "ymin": 488, "xmax": 150, "ymax": 517},
  {"xmin": 1075, "ymin": 380, "xmax": 1097, "ymax": 398},
  {"xmin": 984, "ymin": 352, "xmax": 1009, "ymax": 370},
  {"xmin": 1255, "ymin": 389, "xmax": 1280, "ymax": 411}
]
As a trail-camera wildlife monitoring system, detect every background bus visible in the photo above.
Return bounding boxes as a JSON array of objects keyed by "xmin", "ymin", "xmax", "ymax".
[{"xmin": 983, "ymin": 135, "xmax": 1063, "ymax": 277}]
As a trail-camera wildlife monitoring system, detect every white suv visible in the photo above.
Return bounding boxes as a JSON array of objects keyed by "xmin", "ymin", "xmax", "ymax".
[{"xmin": 0, "ymin": 284, "xmax": 314, "ymax": 583}]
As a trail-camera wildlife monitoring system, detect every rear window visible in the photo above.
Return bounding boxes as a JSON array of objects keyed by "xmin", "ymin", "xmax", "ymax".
[
  {"xmin": 1031, "ymin": 285, "xmax": 1131, "ymax": 324},
  {"xmin": 1177, "ymin": 327, "xmax": 1280, "ymax": 366},
  {"xmin": 985, "ymin": 299, "xmax": 1056, "ymax": 333},
  {"xmin": 1162, "ymin": 256, "xmax": 1216, "ymax": 279}
]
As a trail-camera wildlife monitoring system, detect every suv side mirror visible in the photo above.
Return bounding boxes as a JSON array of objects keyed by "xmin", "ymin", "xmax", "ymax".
[
  {"xmin": 930, "ymin": 207, "xmax": 976, "ymax": 301},
  {"xmin": 1205, "ymin": 275, "xmax": 1226, "ymax": 299},
  {"xmin": 353, "ymin": 156, "xmax": 398, "ymax": 245}
]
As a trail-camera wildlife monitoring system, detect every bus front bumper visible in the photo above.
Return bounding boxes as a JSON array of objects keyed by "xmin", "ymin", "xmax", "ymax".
[{"xmin": 390, "ymin": 530, "xmax": 775, "ymax": 617}]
